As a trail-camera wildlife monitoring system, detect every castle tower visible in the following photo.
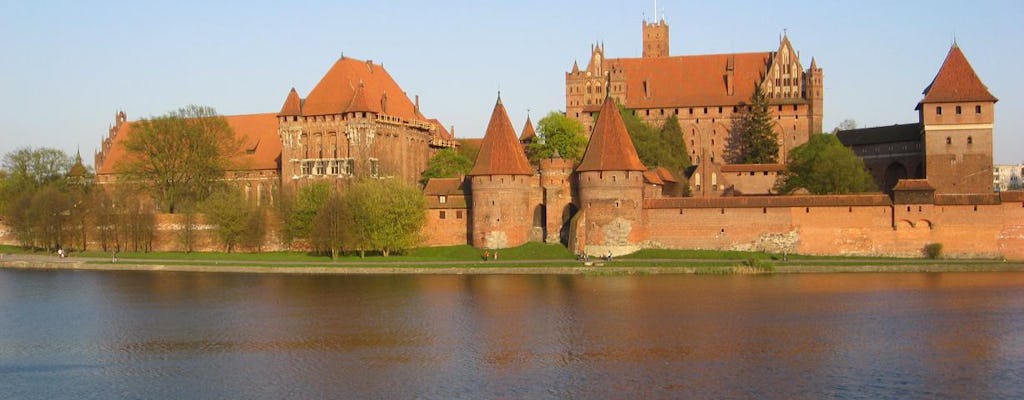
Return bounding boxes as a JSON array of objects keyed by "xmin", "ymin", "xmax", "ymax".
[
  {"xmin": 519, "ymin": 114, "xmax": 537, "ymax": 147},
  {"xmin": 540, "ymin": 154, "xmax": 575, "ymax": 244},
  {"xmin": 806, "ymin": 57, "xmax": 824, "ymax": 134},
  {"xmin": 917, "ymin": 44, "xmax": 997, "ymax": 194},
  {"xmin": 574, "ymin": 96, "xmax": 648, "ymax": 256},
  {"xmin": 642, "ymin": 19, "xmax": 669, "ymax": 58},
  {"xmin": 468, "ymin": 96, "xmax": 536, "ymax": 249}
]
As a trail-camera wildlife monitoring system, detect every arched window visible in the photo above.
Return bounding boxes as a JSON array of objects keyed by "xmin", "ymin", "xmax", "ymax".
[
  {"xmin": 967, "ymin": 136, "xmax": 973, "ymax": 144},
  {"xmin": 946, "ymin": 137, "xmax": 952, "ymax": 145}
]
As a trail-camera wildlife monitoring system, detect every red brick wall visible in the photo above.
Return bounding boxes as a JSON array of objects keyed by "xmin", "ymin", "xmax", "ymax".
[
  {"xmin": 421, "ymin": 208, "xmax": 470, "ymax": 247},
  {"xmin": 470, "ymin": 174, "xmax": 534, "ymax": 249}
]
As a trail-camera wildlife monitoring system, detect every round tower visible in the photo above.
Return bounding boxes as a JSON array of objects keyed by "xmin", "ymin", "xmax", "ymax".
[
  {"xmin": 468, "ymin": 97, "xmax": 536, "ymax": 249},
  {"xmin": 574, "ymin": 97, "xmax": 648, "ymax": 256}
]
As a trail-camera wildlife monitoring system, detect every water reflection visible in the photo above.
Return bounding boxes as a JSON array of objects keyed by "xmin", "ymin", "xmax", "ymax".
[{"xmin": 0, "ymin": 269, "xmax": 1022, "ymax": 399}]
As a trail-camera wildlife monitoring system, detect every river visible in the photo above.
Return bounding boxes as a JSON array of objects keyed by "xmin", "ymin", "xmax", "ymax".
[{"xmin": 1, "ymin": 269, "xmax": 1022, "ymax": 399}]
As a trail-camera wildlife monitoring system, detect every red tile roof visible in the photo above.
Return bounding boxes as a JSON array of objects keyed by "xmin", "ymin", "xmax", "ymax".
[
  {"xmin": 892, "ymin": 179, "xmax": 935, "ymax": 191},
  {"xmin": 96, "ymin": 113, "xmax": 281, "ymax": 175},
  {"xmin": 519, "ymin": 115, "xmax": 537, "ymax": 142},
  {"xmin": 301, "ymin": 56, "xmax": 426, "ymax": 121},
  {"xmin": 577, "ymin": 97, "xmax": 646, "ymax": 172},
  {"xmin": 920, "ymin": 44, "xmax": 997, "ymax": 104},
  {"xmin": 643, "ymin": 170, "xmax": 664, "ymax": 185},
  {"xmin": 278, "ymin": 88, "xmax": 302, "ymax": 116},
  {"xmin": 653, "ymin": 166, "xmax": 678, "ymax": 183},
  {"xmin": 607, "ymin": 52, "xmax": 773, "ymax": 108},
  {"xmin": 468, "ymin": 98, "xmax": 534, "ymax": 176},
  {"xmin": 423, "ymin": 177, "xmax": 468, "ymax": 196}
]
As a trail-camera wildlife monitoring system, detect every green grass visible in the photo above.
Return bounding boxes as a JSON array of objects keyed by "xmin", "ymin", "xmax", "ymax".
[
  {"xmin": 621, "ymin": 248, "xmax": 777, "ymax": 260},
  {"xmin": 70, "ymin": 242, "xmax": 576, "ymax": 264}
]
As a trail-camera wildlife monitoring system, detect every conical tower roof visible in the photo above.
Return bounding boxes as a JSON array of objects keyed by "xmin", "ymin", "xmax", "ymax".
[
  {"xmin": 920, "ymin": 44, "xmax": 997, "ymax": 105},
  {"xmin": 278, "ymin": 87, "xmax": 303, "ymax": 116},
  {"xmin": 469, "ymin": 97, "xmax": 534, "ymax": 176},
  {"xmin": 577, "ymin": 97, "xmax": 646, "ymax": 172},
  {"xmin": 519, "ymin": 115, "xmax": 537, "ymax": 142}
]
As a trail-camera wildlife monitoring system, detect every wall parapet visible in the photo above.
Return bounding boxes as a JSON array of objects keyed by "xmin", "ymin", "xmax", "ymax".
[
  {"xmin": 645, "ymin": 194, "xmax": 892, "ymax": 209},
  {"xmin": 934, "ymin": 193, "xmax": 1001, "ymax": 205}
]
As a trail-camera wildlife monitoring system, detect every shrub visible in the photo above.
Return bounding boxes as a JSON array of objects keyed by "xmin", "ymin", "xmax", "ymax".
[{"xmin": 924, "ymin": 243, "xmax": 943, "ymax": 259}]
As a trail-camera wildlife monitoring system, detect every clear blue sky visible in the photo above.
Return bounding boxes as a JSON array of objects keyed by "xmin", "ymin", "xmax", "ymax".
[{"xmin": 2, "ymin": 0, "xmax": 1021, "ymax": 164}]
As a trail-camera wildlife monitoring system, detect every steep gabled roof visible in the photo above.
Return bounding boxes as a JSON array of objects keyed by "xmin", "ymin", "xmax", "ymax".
[
  {"xmin": 577, "ymin": 97, "xmax": 646, "ymax": 172},
  {"xmin": 468, "ymin": 98, "xmax": 534, "ymax": 176},
  {"xmin": 919, "ymin": 44, "xmax": 997, "ymax": 105},
  {"xmin": 278, "ymin": 88, "xmax": 303, "ymax": 116},
  {"xmin": 607, "ymin": 51, "xmax": 774, "ymax": 108},
  {"xmin": 519, "ymin": 115, "xmax": 537, "ymax": 142},
  {"xmin": 301, "ymin": 56, "xmax": 425, "ymax": 120}
]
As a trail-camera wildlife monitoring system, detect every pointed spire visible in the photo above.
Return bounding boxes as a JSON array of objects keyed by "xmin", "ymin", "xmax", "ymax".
[
  {"xmin": 577, "ymin": 97, "xmax": 646, "ymax": 172},
  {"xmin": 810, "ymin": 57, "xmax": 818, "ymax": 70},
  {"xmin": 519, "ymin": 114, "xmax": 537, "ymax": 142},
  {"xmin": 278, "ymin": 87, "xmax": 303, "ymax": 116},
  {"xmin": 469, "ymin": 96, "xmax": 534, "ymax": 176},
  {"xmin": 571, "ymin": 60, "xmax": 580, "ymax": 73},
  {"xmin": 920, "ymin": 44, "xmax": 997, "ymax": 104}
]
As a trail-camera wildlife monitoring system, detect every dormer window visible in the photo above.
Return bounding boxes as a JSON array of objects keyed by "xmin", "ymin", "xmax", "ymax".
[{"xmin": 439, "ymin": 195, "xmax": 447, "ymax": 204}]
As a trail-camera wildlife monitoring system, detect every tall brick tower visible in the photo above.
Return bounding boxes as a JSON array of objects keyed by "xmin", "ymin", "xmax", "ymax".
[
  {"xmin": 806, "ymin": 57, "xmax": 824, "ymax": 134},
  {"xmin": 468, "ymin": 96, "xmax": 536, "ymax": 249},
  {"xmin": 540, "ymin": 155, "xmax": 575, "ymax": 244},
  {"xmin": 573, "ymin": 96, "xmax": 648, "ymax": 256},
  {"xmin": 642, "ymin": 18, "xmax": 669, "ymax": 58},
  {"xmin": 917, "ymin": 44, "xmax": 997, "ymax": 194}
]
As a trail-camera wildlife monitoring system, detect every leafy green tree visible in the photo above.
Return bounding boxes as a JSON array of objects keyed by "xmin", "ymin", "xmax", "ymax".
[
  {"xmin": 200, "ymin": 187, "xmax": 256, "ymax": 252},
  {"xmin": 119, "ymin": 105, "xmax": 241, "ymax": 213},
  {"xmin": 311, "ymin": 193, "xmax": 347, "ymax": 259},
  {"xmin": 774, "ymin": 133, "xmax": 877, "ymax": 195},
  {"xmin": 456, "ymin": 139, "xmax": 481, "ymax": 164},
  {"xmin": 337, "ymin": 179, "xmax": 426, "ymax": 257},
  {"xmin": 1, "ymin": 147, "xmax": 74, "ymax": 217},
  {"xmin": 526, "ymin": 111, "xmax": 588, "ymax": 163},
  {"xmin": 288, "ymin": 182, "xmax": 332, "ymax": 241},
  {"xmin": 727, "ymin": 85, "xmax": 779, "ymax": 164},
  {"xmin": 420, "ymin": 148, "xmax": 473, "ymax": 185}
]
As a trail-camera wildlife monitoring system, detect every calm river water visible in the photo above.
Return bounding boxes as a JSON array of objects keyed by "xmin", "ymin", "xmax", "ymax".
[{"xmin": 1, "ymin": 269, "xmax": 1022, "ymax": 399}]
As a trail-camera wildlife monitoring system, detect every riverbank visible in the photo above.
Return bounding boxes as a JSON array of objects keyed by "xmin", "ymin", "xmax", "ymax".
[{"xmin": 2, "ymin": 254, "xmax": 1023, "ymax": 275}]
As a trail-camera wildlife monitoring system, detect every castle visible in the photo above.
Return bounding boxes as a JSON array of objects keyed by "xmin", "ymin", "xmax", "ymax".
[
  {"xmin": 94, "ymin": 56, "xmax": 458, "ymax": 200},
  {"xmin": 84, "ymin": 20, "xmax": 1023, "ymax": 260},
  {"xmin": 565, "ymin": 19, "xmax": 823, "ymax": 197},
  {"xmin": 424, "ymin": 32, "xmax": 1022, "ymax": 260}
]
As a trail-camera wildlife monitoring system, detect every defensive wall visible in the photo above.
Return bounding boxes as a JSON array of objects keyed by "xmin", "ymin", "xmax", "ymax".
[{"xmin": 641, "ymin": 192, "xmax": 1024, "ymax": 259}]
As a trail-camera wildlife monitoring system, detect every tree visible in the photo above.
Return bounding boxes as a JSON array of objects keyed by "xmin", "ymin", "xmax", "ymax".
[
  {"xmin": 420, "ymin": 148, "xmax": 473, "ymax": 185},
  {"xmin": 200, "ymin": 187, "xmax": 256, "ymax": 253},
  {"xmin": 119, "ymin": 105, "xmax": 242, "ymax": 213},
  {"xmin": 835, "ymin": 119, "xmax": 858, "ymax": 132},
  {"xmin": 336, "ymin": 179, "xmax": 426, "ymax": 257},
  {"xmin": 1, "ymin": 147, "xmax": 74, "ymax": 216},
  {"xmin": 288, "ymin": 182, "xmax": 332, "ymax": 241},
  {"xmin": 774, "ymin": 133, "xmax": 877, "ymax": 195},
  {"xmin": 311, "ymin": 193, "xmax": 347, "ymax": 259},
  {"xmin": 727, "ymin": 85, "xmax": 779, "ymax": 164},
  {"xmin": 526, "ymin": 111, "xmax": 588, "ymax": 163}
]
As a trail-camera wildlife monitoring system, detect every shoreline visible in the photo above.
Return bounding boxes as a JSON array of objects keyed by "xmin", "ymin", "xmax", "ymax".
[{"xmin": 3, "ymin": 254, "xmax": 1023, "ymax": 275}]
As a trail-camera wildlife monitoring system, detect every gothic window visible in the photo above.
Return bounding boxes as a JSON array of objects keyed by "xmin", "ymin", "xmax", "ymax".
[
  {"xmin": 301, "ymin": 161, "xmax": 313, "ymax": 176},
  {"xmin": 315, "ymin": 161, "xmax": 326, "ymax": 175},
  {"xmin": 329, "ymin": 160, "xmax": 340, "ymax": 175},
  {"xmin": 342, "ymin": 158, "xmax": 354, "ymax": 175}
]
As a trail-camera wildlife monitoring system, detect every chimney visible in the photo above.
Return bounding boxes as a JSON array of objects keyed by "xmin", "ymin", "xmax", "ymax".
[
  {"xmin": 415, "ymin": 95, "xmax": 420, "ymax": 113},
  {"xmin": 726, "ymin": 56, "xmax": 735, "ymax": 96}
]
